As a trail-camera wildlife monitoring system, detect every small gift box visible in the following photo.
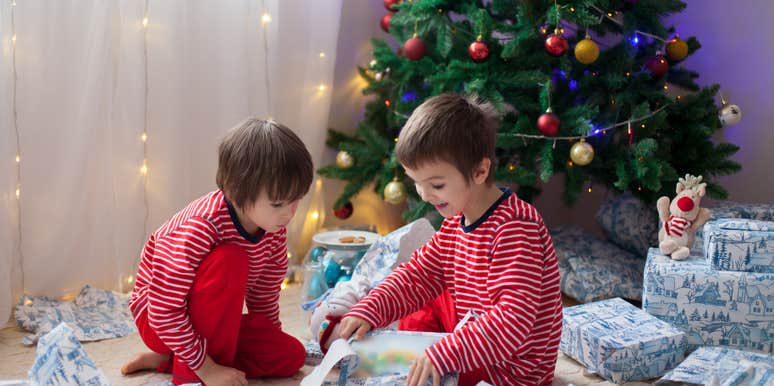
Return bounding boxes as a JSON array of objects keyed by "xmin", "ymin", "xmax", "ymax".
[
  {"xmin": 704, "ymin": 219, "xmax": 774, "ymax": 273},
  {"xmin": 560, "ymin": 297, "xmax": 686, "ymax": 383}
]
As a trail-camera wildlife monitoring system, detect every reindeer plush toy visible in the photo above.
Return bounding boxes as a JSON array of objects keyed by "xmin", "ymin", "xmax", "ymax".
[{"xmin": 657, "ymin": 174, "xmax": 712, "ymax": 260}]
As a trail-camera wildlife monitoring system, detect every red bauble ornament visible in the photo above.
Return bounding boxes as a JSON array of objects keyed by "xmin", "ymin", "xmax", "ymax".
[
  {"xmin": 333, "ymin": 201, "xmax": 353, "ymax": 220},
  {"xmin": 537, "ymin": 110, "xmax": 560, "ymax": 136},
  {"xmin": 645, "ymin": 55, "xmax": 669, "ymax": 79},
  {"xmin": 403, "ymin": 35, "xmax": 426, "ymax": 61},
  {"xmin": 383, "ymin": 0, "xmax": 401, "ymax": 12},
  {"xmin": 544, "ymin": 33, "xmax": 569, "ymax": 57},
  {"xmin": 380, "ymin": 13, "xmax": 391, "ymax": 33},
  {"xmin": 468, "ymin": 37, "xmax": 490, "ymax": 62}
]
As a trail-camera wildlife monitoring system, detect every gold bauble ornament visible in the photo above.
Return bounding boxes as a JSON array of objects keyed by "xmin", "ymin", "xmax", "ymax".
[
  {"xmin": 574, "ymin": 35, "xmax": 599, "ymax": 64},
  {"xmin": 665, "ymin": 36, "xmax": 689, "ymax": 62},
  {"xmin": 335, "ymin": 150, "xmax": 354, "ymax": 169},
  {"xmin": 570, "ymin": 140, "xmax": 594, "ymax": 166},
  {"xmin": 383, "ymin": 179, "xmax": 407, "ymax": 205}
]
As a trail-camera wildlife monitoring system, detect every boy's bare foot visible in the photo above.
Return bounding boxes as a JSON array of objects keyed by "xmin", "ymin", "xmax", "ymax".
[{"xmin": 121, "ymin": 352, "xmax": 170, "ymax": 375}]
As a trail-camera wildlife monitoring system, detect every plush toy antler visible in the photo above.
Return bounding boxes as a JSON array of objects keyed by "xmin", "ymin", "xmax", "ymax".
[{"xmin": 656, "ymin": 174, "xmax": 712, "ymax": 260}]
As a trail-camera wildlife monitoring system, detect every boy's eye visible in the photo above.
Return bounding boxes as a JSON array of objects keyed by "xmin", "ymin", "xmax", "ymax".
[
  {"xmin": 431, "ymin": 184, "xmax": 445, "ymax": 190},
  {"xmin": 271, "ymin": 202, "xmax": 284, "ymax": 208}
]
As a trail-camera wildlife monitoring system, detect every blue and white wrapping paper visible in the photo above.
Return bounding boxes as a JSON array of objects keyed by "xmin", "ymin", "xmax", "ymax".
[
  {"xmin": 27, "ymin": 322, "xmax": 109, "ymax": 386},
  {"xmin": 643, "ymin": 248, "xmax": 774, "ymax": 353},
  {"xmin": 704, "ymin": 219, "xmax": 774, "ymax": 273},
  {"xmin": 655, "ymin": 346, "xmax": 774, "ymax": 386},
  {"xmin": 14, "ymin": 285, "xmax": 136, "ymax": 345},
  {"xmin": 692, "ymin": 202, "xmax": 774, "ymax": 252},
  {"xmin": 551, "ymin": 225, "xmax": 644, "ymax": 302},
  {"xmin": 595, "ymin": 192, "xmax": 658, "ymax": 257},
  {"xmin": 560, "ymin": 297, "xmax": 686, "ymax": 383}
]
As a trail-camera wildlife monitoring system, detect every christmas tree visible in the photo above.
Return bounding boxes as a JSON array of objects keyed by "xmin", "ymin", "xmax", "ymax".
[{"xmin": 318, "ymin": 0, "xmax": 741, "ymax": 222}]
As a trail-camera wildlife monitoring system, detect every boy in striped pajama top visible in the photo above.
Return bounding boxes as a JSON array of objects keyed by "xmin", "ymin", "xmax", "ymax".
[
  {"xmin": 122, "ymin": 119, "xmax": 313, "ymax": 386},
  {"xmin": 339, "ymin": 94, "xmax": 563, "ymax": 386}
]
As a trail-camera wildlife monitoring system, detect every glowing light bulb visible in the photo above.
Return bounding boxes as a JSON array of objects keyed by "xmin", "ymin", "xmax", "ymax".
[
  {"xmin": 319, "ymin": 52, "xmax": 325, "ymax": 58},
  {"xmin": 317, "ymin": 84, "xmax": 326, "ymax": 92},
  {"xmin": 127, "ymin": 275, "xmax": 134, "ymax": 284},
  {"xmin": 12, "ymin": 34, "xmax": 16, "ymax": 44},
  {"xmin": 261, "ymin": 13, "xmax": 272, "ymax": 24},
  {"xmin": 141, "ymin": 132, "xmax": 147, "ymax": 142},
  {"xmin": 142, "ymin": 17, "xmax": 148, "ymax": 28},
  {"xmin": 16, "ymin": 155, "xmax": 20, "ymax": 163},
  {"xmin": 15, "ymin": 186, "xmax": 20, "ymax": 199},
  {"xmin": 140, "ymin": 160, "xmax": 148, "ymax": 175},
  {"xmin": 311, "ymin": 211, "xmax": 320, "ymax": 220}
]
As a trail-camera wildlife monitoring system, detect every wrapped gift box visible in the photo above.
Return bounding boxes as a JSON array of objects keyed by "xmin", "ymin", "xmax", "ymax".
[
  {"xmin": 560, "ymin": 297, "xmax": 686, "ymax": 383},
  {"xmin": 692, "ymin": 202, "xmax": 774, "ymax": 252},
  {"xmin": 656, "ymin": 346, "xmax": 773, "ymax": 386},
  {"xmin": 643, "ymin": 248, "xmax": 774, "ymax": 353},
  {"xmin": 551, "ymin": 225, "xmax": 644, "ymax": 302},
  {"xmin": 704, "ymin": 219, "xmax": 774, "ymax": 273}
]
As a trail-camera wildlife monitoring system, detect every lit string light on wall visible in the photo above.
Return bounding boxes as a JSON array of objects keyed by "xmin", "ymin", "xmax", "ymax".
[{"xmin": 10, "ymin": 0, "xmax": 25, "ymax": 291}]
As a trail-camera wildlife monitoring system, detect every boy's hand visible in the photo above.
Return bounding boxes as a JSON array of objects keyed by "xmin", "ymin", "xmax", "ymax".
[
  {"xmin": 195, "ymin": 355, "xmax": 247, "ymax": 386},
  {"xmin": 406, "ymin": 353, "xmax": 440, "ymax": 386},
  {"xmin": 338, "ymin": 316, "xmax": 372, "ymax": 340}
]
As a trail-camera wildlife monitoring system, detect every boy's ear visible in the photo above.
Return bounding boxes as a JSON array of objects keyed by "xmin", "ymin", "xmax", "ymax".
[{"xmin": 472, "ymin": 158, "xmax": 491, "ymax": 185}]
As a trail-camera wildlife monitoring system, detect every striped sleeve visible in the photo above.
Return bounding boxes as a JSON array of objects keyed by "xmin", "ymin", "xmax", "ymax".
[
  {"xmin": 426, "ymin": 220, "xmax": 544, "ymax": 374},
  {"xmin": 245, "ymin": 229, "xmax": 287, "ymax": 326},
  {"xmin": 147, "ymin": 216, "xmax": 217, "ymax": 370},
  {"xmin": 346, "ymin": 227, "xmax": 448, "ymax": 328}
]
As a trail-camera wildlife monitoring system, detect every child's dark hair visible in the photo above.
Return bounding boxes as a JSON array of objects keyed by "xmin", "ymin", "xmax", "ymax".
[
  {"xmin": 395, "ymin": 93, "xmax": 500, "ymax": 183},
  {"xmin": 216, "ymin": 118, "xmax": 313, "ymax": 208}
]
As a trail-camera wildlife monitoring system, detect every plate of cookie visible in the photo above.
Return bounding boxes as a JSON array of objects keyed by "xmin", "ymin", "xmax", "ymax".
[{"xmin": 312, "ymin": 230, "xmax": 380, "ymax": 250}]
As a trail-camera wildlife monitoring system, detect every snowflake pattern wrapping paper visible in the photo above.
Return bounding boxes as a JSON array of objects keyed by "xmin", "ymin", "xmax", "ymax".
[{"xmin": 14, "ymin": 285, "xmax": 136, "ymax": 345}]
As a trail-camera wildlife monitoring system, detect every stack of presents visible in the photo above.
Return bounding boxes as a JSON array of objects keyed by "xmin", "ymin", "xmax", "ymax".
[
  {"xmin": 302, "ymin": 183, "xmax": 772, "ymax": 385},
  {"xmin": 553, "ymin": 190, "xmax": 773, "ymax": 384}
]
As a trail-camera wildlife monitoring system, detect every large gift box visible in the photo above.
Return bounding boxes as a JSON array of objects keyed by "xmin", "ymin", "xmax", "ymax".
[
  {"xmin": 656, "ymin": 346, "xmax": 773, "ymax": 386},
  {"xmin": 560, "ymin": 297, "xmax": 686, "ymax": 383},
  {"xmin": 704, "ymin": 219, "xmax": 774, "ymax": 273},
  {"xmin": 643, "ymin": 248, "xmax": 774, "ymax": 353}
]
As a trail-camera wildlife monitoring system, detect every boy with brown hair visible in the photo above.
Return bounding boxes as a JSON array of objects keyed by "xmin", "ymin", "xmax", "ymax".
[
  {"xmin": 339, "ymin": 94, "xmax": 563, "ymax": 386},
  {"xmin": 122, "ymin": 118, "xmax": 313, "ymax": 386}
]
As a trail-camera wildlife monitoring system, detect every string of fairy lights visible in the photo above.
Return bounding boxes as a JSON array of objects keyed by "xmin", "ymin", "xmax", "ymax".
[{"xmin": 10, "ymin": 0, "xmax": 25, "ymax": 291}]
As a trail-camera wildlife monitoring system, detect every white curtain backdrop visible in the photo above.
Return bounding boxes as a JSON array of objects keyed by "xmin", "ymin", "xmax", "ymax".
[{"xmin": 0, "ymin": 0, "xmax": 342, "ymax": 323}]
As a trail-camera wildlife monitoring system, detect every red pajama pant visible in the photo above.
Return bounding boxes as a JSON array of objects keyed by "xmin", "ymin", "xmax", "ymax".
[
  {"xmin": 398, "ymin": 290, "xmax": 491, "ymax": 386},
  {"xmin": 134, "ymin": 244, "xmax": 305, "ymax": 385}
]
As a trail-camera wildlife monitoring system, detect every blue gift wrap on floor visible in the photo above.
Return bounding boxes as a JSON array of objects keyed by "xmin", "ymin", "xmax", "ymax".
[
  {"xmin": 560, "ymin": 297, "xmax": 686, "ymax": 384},
  {"xmin": 704, "ymin": 219, "xmax": 774, "ymax": 273},
  {"xmin": 656, "ymin": 346, "xmax": 773, "ymax": 386},
  {"xmin": 643, "ymin": 248, "xmax": 774, "ymax": 353}
]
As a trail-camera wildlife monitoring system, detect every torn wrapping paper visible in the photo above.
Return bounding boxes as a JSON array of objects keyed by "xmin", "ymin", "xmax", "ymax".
[
  {"xmin": 301, "ymin": 330, "xmax": 458, "ymax": 386},
  {"xmin": 14, "ymin": 285, "xmax": 136, "ymax": 345},
  {"xmin": 27, "ymin": 322, "xmax": 109, "ymax": 386},
  {"xmin": 655, "ymin": 346, "xmax": 774, "ymax": 386},
  {"xmin": 560, "ymin": 297, "xmax": 686, "ymax": 383},
  {"xmin": 643, "ymin": 248, "xmax": 774, "ymax": 353},
  {"xmin": 704, "ymin": 219, "xmax": 774, "ymax": 273}
]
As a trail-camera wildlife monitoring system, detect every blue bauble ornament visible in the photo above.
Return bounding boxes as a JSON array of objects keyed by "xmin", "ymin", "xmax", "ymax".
[
  {"xmin": 307, "ymin": 274, "xmax": 327, "ymax": 300},
  {"xmin": 324, "ymin": 260, "xmax": 342, "ymax": 288},
  {"xmin": 309, "ymin": 246, "xmax": 327, "ymax": 263},
  {"xmin": 337, "ymin": 274, "xmax": 352, "ymax": 284}
]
